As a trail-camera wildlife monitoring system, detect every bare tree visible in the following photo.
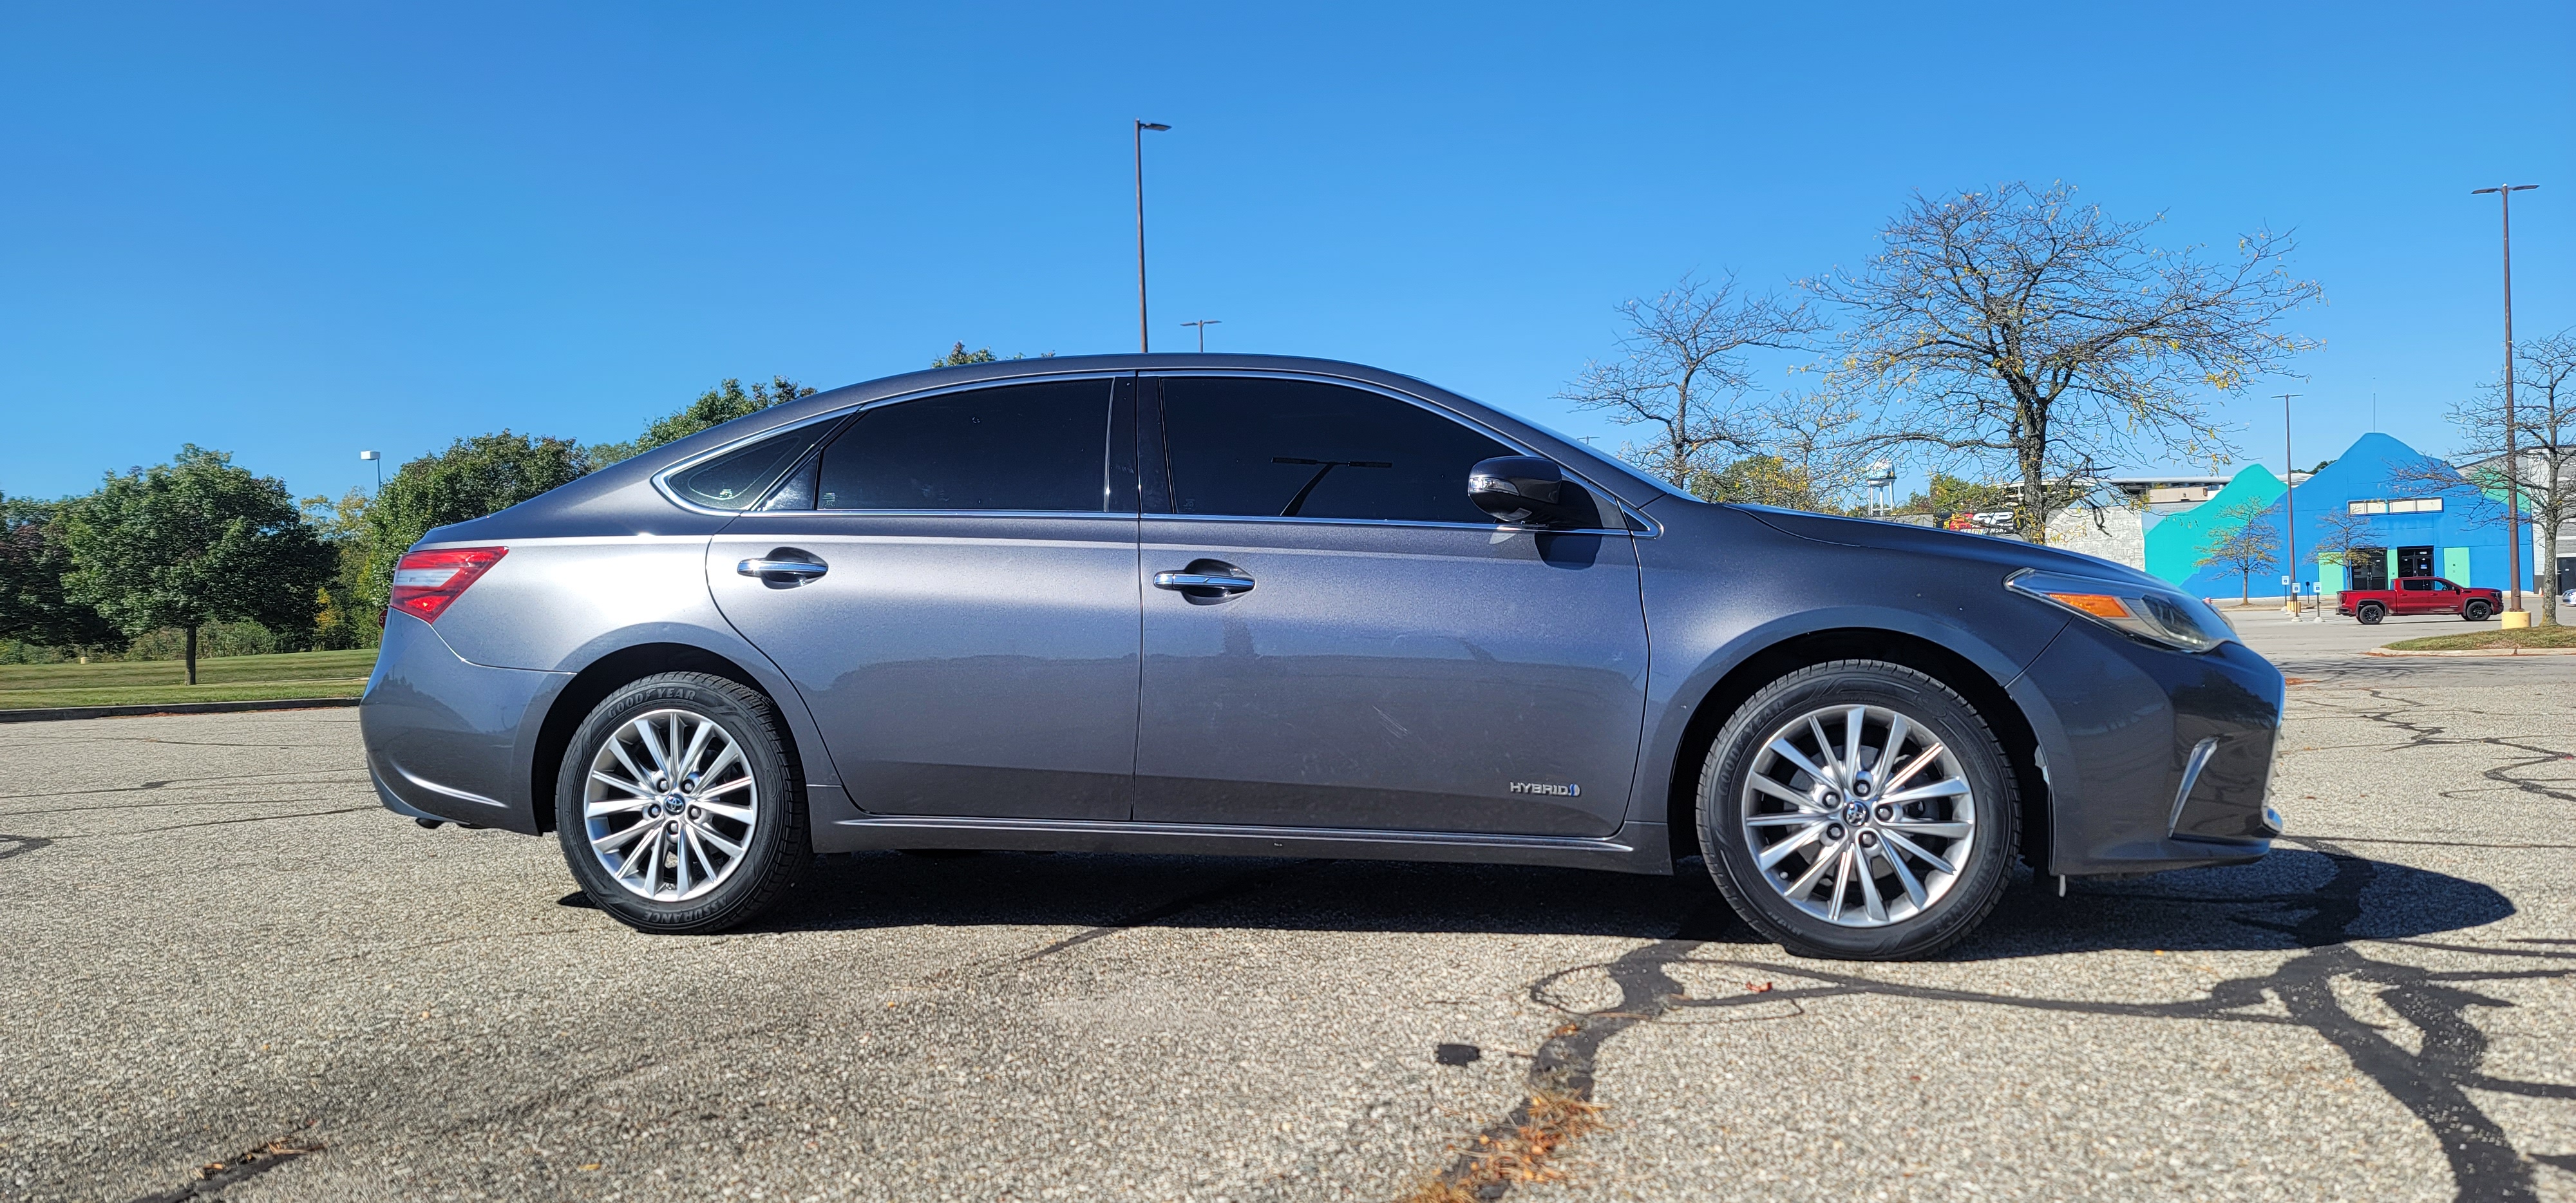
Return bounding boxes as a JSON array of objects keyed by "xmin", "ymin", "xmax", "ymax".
[
  {"xmin": 2311, "ymin": 506, "xmax": 2383, "ymax": 603},
  {"xmin": 2387, "ymin": 330, "xmax": 2576, "ymax": 625},
  {"xmin": 1811, "ymin": 182, "xmax": 2324, "ymax": 542},
  {"xmin": 2197, "ymin": 497, "xmax": 2284, "ymax": 605},
  {"xmin": 1559, "ymin": 274, "xmax": 1826, "ymax": 488}
]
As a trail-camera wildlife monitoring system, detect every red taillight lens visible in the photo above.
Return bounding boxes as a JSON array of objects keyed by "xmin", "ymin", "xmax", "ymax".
[{"xmin": 389, "ymin": 546, "xmax": 508, "ymax": 624}]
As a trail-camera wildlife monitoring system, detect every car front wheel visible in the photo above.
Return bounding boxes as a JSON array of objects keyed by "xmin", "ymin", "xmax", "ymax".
[
  {"xmin": 555, "ymin": 672, "xmax": 808, "ymax": 934},
  {"xmin": 1697, "ymin": 661, "xmax": 2018, "ymax": 960},
  {"xmin": 2464, "ymin": 600, "xmax": 2492, "ymax": 621},
  {"xmin": 2357, "ymin": 603, "xmax": 2385, "ymax": 625}
]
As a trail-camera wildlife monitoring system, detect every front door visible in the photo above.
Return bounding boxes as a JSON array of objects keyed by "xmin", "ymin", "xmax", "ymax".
[
  {"xmin": 1132, "ymin": 375, "xmax": 1649, "ymax": 838},
  {"xmin": 710, "ymin": 376, "xmax": 1142, "ymax": 820},
  {"xmin": 2396, "ymin": 545, "xmax": 2434, "ymax": 578},
  {"xmin": 2396, "ymin": 578, "xmax": 2438, "ymax": 614}
]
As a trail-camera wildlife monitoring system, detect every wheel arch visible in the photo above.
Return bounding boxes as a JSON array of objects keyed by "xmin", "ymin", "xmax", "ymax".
[
  {"xmin": 529, "ymin": 643, "xmax": 806, "ymax": 833},
  {"xmin": 1657, "ymin": 628, "xmax": 2049, "ymax": 875}
]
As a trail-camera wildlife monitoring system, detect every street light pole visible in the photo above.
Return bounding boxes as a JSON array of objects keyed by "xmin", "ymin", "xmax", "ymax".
[
  {"xmin": 1180, "ymin": 318, "xmax": 1221, "ymax": 352},
  {"xmin": 359, "ymin": 450, "xmax": 381, "ymax": 493},
  {"xmin": 2278, "ymin": 393, "xmax": 2301, "ymax": 616},
  {"xmin": 1134, "ymin": 120, "xmax": 1171, "ymax": 353},
  {"xmin": 2473, "ymin": 183, "xmax": 2539, "ymax": 613}
]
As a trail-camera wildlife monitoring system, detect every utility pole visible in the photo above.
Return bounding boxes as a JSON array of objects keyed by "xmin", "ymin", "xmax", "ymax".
[
  {"xmin": 2474, "ymin": 183, "xmax": 2539, "ymax": 614},
  {"xmin": 1180, "ymin": 319, "xmax": 1221, "ymax": 352},
  {"xmin": 2278, "ymin": 393, "xmax": 2302, "ymax": 616},
  {"xmin": 1134, "ymin": 120, "xmax": 1171, "ymax": 353}
]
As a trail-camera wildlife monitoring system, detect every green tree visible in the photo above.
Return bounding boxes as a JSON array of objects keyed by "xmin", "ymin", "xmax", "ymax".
[
  {"xmin": 934, "ymin": 343, "xmax": 999, "ymax": 367},
  {"xmin": 1688, "ymin": 454, "xmax": 1824, "ymax": 510},
  {"xmin": 1893, "ymin": 473, "xmax": 2014, "ymax": 525},
  {"xmin": 2195, "ymin": 498, "xmax": 2284, "ymax": 605},
  {"xmin": 359, "ymin": 432, "xmax": 592, "ymax": 612},
  {"xmin": 0, "ymin": 493, "xmax": 128, "ymax": 656},
  {"xmin": 592, "ymin": 376, "xmax": 819, "ymax": 466},
  {"xmin": 57, "ymin": 447, "xmax": 335, "ymax": 683},
  {"xmin": 300, "ymin": 488, "xmax": 381, "ymax": 650}
]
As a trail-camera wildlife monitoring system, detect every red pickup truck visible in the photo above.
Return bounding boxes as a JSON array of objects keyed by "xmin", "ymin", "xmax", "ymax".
[{"xmin": 2337, "ymin": 577, "xmax": 2502, "ymax": 624}]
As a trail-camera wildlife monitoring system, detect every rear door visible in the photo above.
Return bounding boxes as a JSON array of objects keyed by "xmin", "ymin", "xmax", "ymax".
[
  {"xmin": 1130, "ymin": 374, "xmax": 1649, "ymax": 837},
  {"xmin": 709, "ymin": 375, "xmax": 1142, "ymax": 820}
]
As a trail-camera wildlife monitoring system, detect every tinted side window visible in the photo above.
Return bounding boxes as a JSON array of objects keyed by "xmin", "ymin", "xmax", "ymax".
[
  {"xmin": 666, "ymin": 422, "xmax": 836, "ymax": 511},
  {"xmin": 818, "ymin": 380, "xmax": 1110, "ymax": 511},
  {"xmin": 1157, "ymin": 378, "xmax": 1516, "ymax": 524}
]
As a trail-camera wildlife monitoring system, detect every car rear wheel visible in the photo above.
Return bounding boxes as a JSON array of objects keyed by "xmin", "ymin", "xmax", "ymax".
[
  {"xmin": 1696, "ymin": 661, "xmax": 2018, "ymax": 961},
  {"xmin": 2464, "ymin": 600, "xmax": 2492, "ymax": 621},
  {"xmin": 2356, "ymin": 603, "xmax": 2385, "ymax": 625},
  {"xmin": 554, "ymin": 672, "xmax": 808, "ymax": 934}
]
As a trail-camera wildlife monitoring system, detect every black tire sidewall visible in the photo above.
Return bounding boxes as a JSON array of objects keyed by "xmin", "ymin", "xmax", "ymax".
[
  {"xmin": 1697, "ymin": 661, "xmax": 2018, "ymax": 960},
  {"xmin": 554, "ymin": 673, "xmax": 807, "ymax": 933},
  {"xmin": 2465, "ymin": 602, "xmax": 2490, "ymax": 621},
  {"xmin": 2358, "ymin": 604, "xmax": 2383, "ymax": 625}
]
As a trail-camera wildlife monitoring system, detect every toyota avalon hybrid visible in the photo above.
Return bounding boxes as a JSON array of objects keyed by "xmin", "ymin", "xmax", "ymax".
[{"xmin": 362, "ymin": 355, "xmax": 2284, "ymax": 960}]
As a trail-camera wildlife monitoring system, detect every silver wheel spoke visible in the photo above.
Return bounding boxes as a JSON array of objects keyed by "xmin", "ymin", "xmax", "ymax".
[
  {"xmin": 1880, "ymin": 741, "xmax": 1946, "ymax": 795},
  {"xmin": 585, "ymin": 793, "xmax": 649, "ymax": 819},
  {"xmin": 616, "ymin": 828, "xmax": 658, "ymax": 878},
  {"xmin": 1806, "ymin": 716, "xmax": 1842, "ymax": 781},
  {"xmin": 1784, "ymin": 841, "xmax": 1840, "ymax": 898},
  {"xmin": 694, "ymin": 796, "xmax": 754, "ymax": 824},
  {"xmin": 694, "ymin": 775, "xmax": 753, "ymax": 802},
  {"xmin": 591, "ymin": 821, "xmax": 651, "ymax": 852},
  {"xmin": 1842, "ymin": 706, "xmax": 1866, "ymax": 786},
  {"xmin": 1881, "ymin": 777, "xmax": 1970, "ymax": 806},
  {"xmin": 1767, "ymin": 738, "xmax": 1832, "ymax": 786},
  {"xmin": 1746, "ymin": 810, "xmax": 1826, "ymax": 827},
  {"xmin": 1749, "ymin": 773, "xmax": 1828, "ymax": 813},
  {"xmin": 1884, "ymin": 829, "xmax": 1958, "ymax": 876},
  {"xmin": 1857, "ymin": 847, "xmax": 1888, "ymax": 923},
  {"xmin": 1756, "ymin": 820, "xmax": 1829, "ymax": 869},
  {"xmin": 1880, "ymin": 714, "xmax": 1911, "ymax": 774},
  {"xmin": 589, "ymin": 770, "xmax": 652, "ymax": 799},
  {"xmin": 677, "ymin": 719, "xmax": 717, "ymax": 782},
  {"xmin": 673, "ymin": 825, "xmax": 694, "ymax": 895},
  {"xmin": 1884, "ymin": 818, "xmax": 1972, "ymax": 839},
  {"xmin": 1825, "ymin": 844, "xmax": 1856, "ymax": 922},
  {"xmin": 693, "ymin": 822, "xmax": 744, "ymax": 858},
  {"xmin": 631, "ymin": 719, "xmax": 673, "ymax": 780},
  {"xmin": 1880, "ymin": 840, "xmax": 1928, "ymax": 909},
  {"xmin": 607, "ymin": 739, "xmax": 655, "ymax": 791}
]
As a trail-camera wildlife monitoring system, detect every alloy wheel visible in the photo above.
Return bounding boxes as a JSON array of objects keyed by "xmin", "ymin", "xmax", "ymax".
[
  {"xmin": 1738, "ymin": 703, "xmax": 1977, "ymax": 927},
  {"xmin": 581, "ymin": 708, "xmax": 760, "ymax": 902}
]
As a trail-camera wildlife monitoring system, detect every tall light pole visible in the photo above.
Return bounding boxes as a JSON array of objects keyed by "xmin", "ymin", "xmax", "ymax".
[
  {"xmin": 2277, "ymin": 393, "xmax": 2302, "ymax": 616},
  {"xmin": 2473, "ymin": 183, "xmax": 2539, "ymax": 612},
  {"xmin": 1134, "ymin": 120, "xmax": 1171, "ymax": 352},
  {"xmin": 359, "ymin": 449, "xmax": 381, "ymax": 493},
  {"xmin": 1180, "ymin": 318, "xmax": 1221, "ymax": 352}
]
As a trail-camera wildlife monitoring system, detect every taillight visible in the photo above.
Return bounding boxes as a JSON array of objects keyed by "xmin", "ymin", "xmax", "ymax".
[{"xmin": 390, "ymin": 546, "xmax": 508, "ymax": 624}]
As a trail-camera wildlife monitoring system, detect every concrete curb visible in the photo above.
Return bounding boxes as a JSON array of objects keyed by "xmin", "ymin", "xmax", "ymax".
[
  {"xmin": 0, "ymin": 697, "xmax": 362, "ymax": 724},
  {"xmin": 2366, "ymin": 646, "xmax": 2576, "ymax": 658}
]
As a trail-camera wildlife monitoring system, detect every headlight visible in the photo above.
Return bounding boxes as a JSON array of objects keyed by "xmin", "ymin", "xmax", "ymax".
[{"xmin": 2005, "ymin": 569, "xmax": 2233, "ymax": 652}]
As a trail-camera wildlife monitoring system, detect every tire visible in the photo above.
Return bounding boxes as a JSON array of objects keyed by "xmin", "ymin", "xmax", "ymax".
[
  {"xmin": 1696, "ymin": 661, "xmax": 2019, "ymax": 961},
  {"xmin": 554, "ymin": 672, "xmax": 808, "ymax": 934},
  {"xmin": 2464, "ymin": 600, "xmax": 2492, "ymax": 621},
  {"xmin": 2356, "ymin": 603, "xmax": 2385, "ymax": 625}
]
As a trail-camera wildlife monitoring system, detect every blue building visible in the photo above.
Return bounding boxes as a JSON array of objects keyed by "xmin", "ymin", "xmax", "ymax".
[{"xmin": 2159, "ymin": 433, "xmax": 2532, "ymax": 599}]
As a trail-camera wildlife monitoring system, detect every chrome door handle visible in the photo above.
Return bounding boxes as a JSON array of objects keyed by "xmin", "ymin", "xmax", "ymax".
[
  {"xmin": 738, "ymin": 558, "xmax": 829, "ymax": 580},
  {"xmin": 1153, "ymin": 569, "xmax": 1254, "ymax": 594}
]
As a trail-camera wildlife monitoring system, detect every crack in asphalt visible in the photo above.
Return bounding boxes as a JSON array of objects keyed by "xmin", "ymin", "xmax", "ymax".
[
  {"xmin": 119, "ymin": 1139, "xmax": 321, "ymax": 1203},
  {"xmin": 1419, "ymin": 837, "xmax": 2575, "ymax": 1202},
  {"xmin": 0, "ymin": 770, "xmax": 367, "ymax": 803}
]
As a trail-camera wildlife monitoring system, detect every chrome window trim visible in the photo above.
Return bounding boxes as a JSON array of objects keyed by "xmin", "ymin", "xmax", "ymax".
[
  {"xmin": 1143, "ymin": 368, "xmax": 1662, "ymax": 537},
  {"xmin": 651, "ymin": 408, "xmax": 864, "ymax": 517}
]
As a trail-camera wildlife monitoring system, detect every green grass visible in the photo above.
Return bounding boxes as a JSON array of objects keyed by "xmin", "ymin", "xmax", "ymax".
[
  {"xmin": 2382, "ymin": 625, "xmax": 2576, "ymax": 652},
  {"xmin": 0, "ymin": 648, "xmax": 377, "ymax": 710}
]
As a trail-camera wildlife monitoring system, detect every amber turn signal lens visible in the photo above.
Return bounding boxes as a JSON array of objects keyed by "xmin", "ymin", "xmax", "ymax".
[{"xmin": 2046, "ymin": 592, "xmax": 2133, "ymax": 620}]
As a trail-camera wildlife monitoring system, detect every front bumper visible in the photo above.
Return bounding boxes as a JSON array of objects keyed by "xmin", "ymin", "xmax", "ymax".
[
  {"xmin": 360, "ymin": 612, "xmax": 572, "ymax": 833},
  {"xmin": 2011, "ymin": 622, "xmax": 2286, "ymax": 876}
]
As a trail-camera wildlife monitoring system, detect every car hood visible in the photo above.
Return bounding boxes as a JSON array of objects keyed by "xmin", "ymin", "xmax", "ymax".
[{"xmin": 1728, "ymin": 504, "xmax": 2175, "ymax": 592}]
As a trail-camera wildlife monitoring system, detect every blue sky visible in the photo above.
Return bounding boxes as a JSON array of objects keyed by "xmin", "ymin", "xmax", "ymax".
[{"xmin": 3, "ymin": 2, "xmax": 2569, "ymax": 504}]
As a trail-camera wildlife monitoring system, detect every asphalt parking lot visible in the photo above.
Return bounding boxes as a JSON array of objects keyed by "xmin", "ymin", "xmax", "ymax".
[{"xmin": 4, "ymin": 627, "xmax": 2573, "ymax": 1202}]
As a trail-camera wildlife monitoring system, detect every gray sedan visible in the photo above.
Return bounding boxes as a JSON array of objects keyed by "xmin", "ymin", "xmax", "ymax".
[{"xmin": 361, "ymin": 355, "xmax": 2282, "ymax": 960}]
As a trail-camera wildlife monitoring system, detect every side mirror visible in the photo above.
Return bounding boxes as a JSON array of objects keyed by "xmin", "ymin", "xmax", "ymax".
[{"xmin": 1468, "ymin": 456, "xmax": 1578, "ymax": 527}]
